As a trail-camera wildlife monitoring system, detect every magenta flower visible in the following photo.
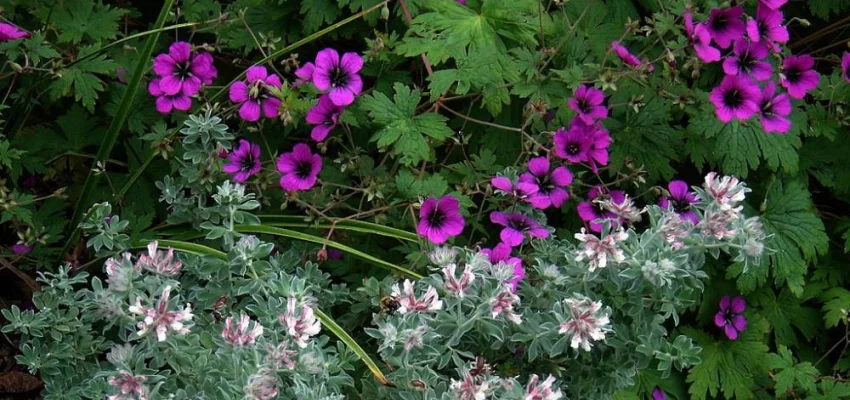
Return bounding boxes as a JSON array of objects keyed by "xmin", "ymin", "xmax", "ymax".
[
  {"xmin": 685, "ymin": 11, "xmax": 722, "ymax": 63},
  {"xmin": 780, "ymin": 54, "xmax": 820, "ymax": 99},
  {"xmin": 148, "ymin": 77, "xmax": 192, "ymax": 114},
  {"xmin": 312, "ymin": 48, "xmax": 363, "ymax": 106},
  {"xmin": 611, "ymin": 41, "xmax": 641, "ymax": 68},
  {"xmin": 519, "ymin": 157, "xmax": 572, "ymax": 209},
  {"xmin": 293, "ymin": 62, "xmax": 314, "ymax": 87},
  {"xmin": 151, "ymin": 42, "xmax": 216, "ymax": 96},
  {"xmin": 417, "ymin": 195, "xmax": 465, "ymax": 244},
  {"xmin": 553, "ymin": 126, "xmax": 592, "ymax": 163},
  {"xmin": 747, "ymin": 4, "xmax": 789, "ymax": 51},
  {"xmin": 658, "ymin": 180, "xmax": 700, "ymax": 224},
  {"xmin": 481, "ymin": 242, "xmax": 524, "ymax": 291},
  {"xmin": 489, "ymin": 211, "xmax": 548, "ymax": 247},
  {"xmin": 758, "ymin": 81, "xmax": 792, "ymax": 134},
  {"xmin": 222, "ymin": 139, "xmax": 262, "ymax": 182},
  {"xmin": 652, "ymin": 388, "xmax": 666, "ymax": 400},
  {"xmin": 276, "ymin": 143, "xmax": 322, "ymax": 192},
  {"xmin": 842, "ymin": 52, "xmax": 850, "ymax": 83},
  {"xmin": 759, "ymin": 0, "xmax": 788, "ymax": 10},
  {"xmin": 11, "ymin": 242, "xmax": 32, "ymax": 255},
  {"xmin": 706, "ymin": 6, "xmax": 746, "ymax": 49},
  {"xmin": 0, "ymin": 22, "xmax": 28, "ymax": 41},
  {"xmin": 229, "ymin": 66, "xmax": 282, "ymax": 122},
  {"xmin": 714, "ymin": 295, "xmax": 747, "ymax": 340},
  {"xmin": 585, "ymin": 120, "xmax": 612, "ymax": 173},
  {"xmin": 577, "ymin": 186, "xmax": 625, "ymax": 233},
  {"xmin": 305, "ymin": 95, "xmax": 344, "ymax": 142},
  {"xmin": 722, "ymin": 38, "xmax": 772, "ymax": 81},
  {"xmin": 709, "ymin": 75, "xmax": 760, "ymax": 123},
  {"xmin": 567, "ymin": 85, "xmax": 608, "ymax": 124},
  {"xmin": 491, "ymin": 176, "xmax": 539, "ymax": 200}
]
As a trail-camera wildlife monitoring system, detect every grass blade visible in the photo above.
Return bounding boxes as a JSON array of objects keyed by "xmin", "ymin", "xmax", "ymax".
[
  {"xmin": 134, "ymin": 239, "xmax": 392, "ymax": 386},
  {"xmin": 233, "ymin": 224, "xmax": 424, "ymax": 279},
  {"xmin": 65, "ymin": 0, "xmax": 176, "ymax": 252},
  {"xmin": 258, "ymin": 215, "xmax": 419, "ymax": 242}
]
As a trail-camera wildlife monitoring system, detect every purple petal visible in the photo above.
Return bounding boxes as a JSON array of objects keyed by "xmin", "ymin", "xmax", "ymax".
[
  {"xmin": 152, "ymin": 54, "xmax": 177, "ymax": 76},
  {"xmin": 714, "ymin": 312, "xmax": 727, "ymax": 328},
  {"xmin": 491, "ymin": 176, "xmax": 513, "ymax": 192},
  {"xmin": 731, "ymin": 296, "xmax": 746, "ymax": 313},
  {"xmin": 668, "ymin": 180, "xmax": 689, "ymax": 199},
  {"xmin": 155, "ymin": 96, "xmax": 174, "ymax": 114},
  {"xmin": 724, "ymin": 324, "xmax": 740, "ymax": 340},
  {"xmin": 239, "ymin": 101, "xmax": 261, "ymax": 122},
  {"xmin": 719, "ymin": 295, "xmax": 731, "ymax": 311},
  {"xmin": 500, "ymin": 228, "xmax": 524, "ymax": 247},
  {"xmin": 159, "ymin": 75, "xmax": 183, "ymax": 96},
  {"xmin": 340, "ymin": 52, "xmax": 364, "ymax": 74},
  {"xmin": 229, "ymin": 81, "xmax": 249, "ymax": 103},
  {"xmin": 328, "ymin": 87, "xmax": 355, "ymax": 107},
  {"xmin": 262, "ymin": 98, "xmax": 281, "ymax": 118},
  {"xmin": 732, "ymin": 315, "xmax": 748, "ymax": 332},
  {"xmin": 169, "ymin": 42, "xmax": 192, "ymax": 63},
  {"xmin": 246, "ymin": 66, "xmax": 268, "ymax": 82},
  {"xmin": 526, "ymin": 156, "xmax": 550, "ymax": 177}
]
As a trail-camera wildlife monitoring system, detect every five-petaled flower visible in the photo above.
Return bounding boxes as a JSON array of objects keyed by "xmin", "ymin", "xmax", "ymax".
[
  {"xmin": 128, "ymin": 285, "xmax": 194, "ymax": 342},
  {"xmin": 306, "ymin": 95, "xmax": 345, "ymax": 142},
  {"xmin": 709, "ymin": 74, "xmax": 760, "ymax": 123},
  {"xmin": 722, "ymin": 38, "xmax": 772, "ymax": 81},
  {"xmin": 489, "ymin": 211, "xmax": 549, "ymax": 247},
  {"xmin": 222, "ymin": 139, "xmax": 262, "ymax": 183},
  {"xmin": 229, "ymin": 66, "xmax": 282, "ymax": 122},
  {"xmin": 276, "ymin": 143, "xmax": 322, "ymax": 191},
  {"xmin": 714, "ymin": 295, "xmax": 747, "ymax": 340},
  {"xmin": 152, "ymin": 42, "xmax": 216, "ymax": 97},
  {"xmin": 567, "ymin": 85, "xmax": 608, "ymax": 124},
  {"xmin": 747, "ymin": 3, "xmax": 789, "ymax": 52},
  {"xmin": 558, "ymin": 298, "xmax": 611, "ymax": 351},
  {"xmin": 519, "ymin": 157, "xmax": 572, "ymax": 210},
  {"xmin": 780, "ymin": 54, "xmax": 820, "ymax": 99},
  {"xmin": 391, "ymin": 279, "xmax": 443, "ymax": 314},
  {"xmin": 706, "ymin": 6, "xmax": 746, "ymax": 49},
  {"xmin": 279, "ymin": 297, "xmax": 321, "ymax": 348},
  {"xmin": 757, "ymin": 81, "xmax": 792, "ymax": 134},
  {"xmin": 311, "ymin": 48, "xmax": 364, "ymax": 106},
  {"xmin": 658, "ymin": 180, "xmax": 700, "ymax": 224},
  {"xmin": 684, "ymin": 10, "xmax": 721, "ymax": 63},
  {"xmin": 417, "ymin": 195, "xmax": 465, "ymax": 245}
]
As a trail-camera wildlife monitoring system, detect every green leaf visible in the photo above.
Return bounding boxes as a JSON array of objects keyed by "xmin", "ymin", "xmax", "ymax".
[
  {"xmin": 47, "ymin": 0, "xmax": 128, "ymax": 44},
  {"xmin": 300, "ymin": 0, "xmax": 341, "ymax": 34},
  {"xmin": 760, "ymin": 178, "xmax": 829, "ymax": 295},
  {"xmin": 821, "ymin": 287, "xmax": 850, "ymax": 328},
  {"xmin": 766, "ymin": 345, "xmax": 818, "ymax": 395},
  {"xmin": 49, "ymin": 52, "xmax": 116, "ymax": 112},
  {"xmin": 363, "ymin": 83, "xmax": 454, "ymax": 166},
  {"xmin": 685, "ymin": 316, "xmax": 770, "ymax": 400},
  {"xmin": 808, "ymin": 0, "xmax": 850, "ymax": 19}
]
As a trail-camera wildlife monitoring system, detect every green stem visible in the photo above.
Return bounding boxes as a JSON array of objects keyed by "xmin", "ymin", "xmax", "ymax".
[
  {"xmin": 64, "ymin": 0, "xmax": 176, "ymax": 255},
  {"xmin": 233, "ymin": 224, "xmax": 423, "ymax": 279},
  {"xmin": 116, "ymin": 152, "xmax": 156, "ymax": 200},
  {"xmin": 258, "ymin": 215, "xmax": 419, "ymax": 242}
]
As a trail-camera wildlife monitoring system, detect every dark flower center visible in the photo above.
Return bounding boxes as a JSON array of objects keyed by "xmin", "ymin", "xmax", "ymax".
[
  {"xmin": 331, "ymin": 67, "xmax": 349, "ymax": 88},
  {"xmin": 324, "ymin": 111, "xmax": 339, "ymax": 126},
  {"xmin": 740, "ymin": 51, "xmax": 756, "ymax": 71},
  {"xmin": 535, "ymin": 174, "xmax": 553, "ymax": 195},
  {"xmin": 756, "ymin": 20, "xmax": 767, "ymax": 38},
  {"xmin": 176, "ymin": 62, "xmax": 192, "ymax": 80},
  {"xmin": 295, "ymin": 161, "xmax": 313, "ymax": 178},
  {"xmin": 577, "ymin": 100, "xmax": 592, "ymax": 114},
  {"xmin": 507, "ymin": 216, "xmax": 530, "ymax": 232},
  {"xmin": 566, "ymin": 142, "xmax": 581, "ymax": 155},
  {"xmin": 785, "ymin": 66, "xmax": 802, "ymax": 83},
  {"xmin": 761, "ymin": 99, "xmax": 774, "ymax": 117},
  {"xmin": 723, "ymin": 89, "xmax": 743, "ymax": 108},
  {"xmin": 711, "ymin": 14, "xmax": 728, "ymax": 31},
  {"xmin": 427, "ymin": 209, "xmax": 446, "ymax": 228},
  {"xmin": 248, "ymin": 81, "xmax": 267, "ymax": 101},
  {"xmin": 241, "ymin": 154, "xmax": 256, "ymax": 172},
  {"xmin": 671, "ymin": 198, "xmax": 691, "ymax": 214}
]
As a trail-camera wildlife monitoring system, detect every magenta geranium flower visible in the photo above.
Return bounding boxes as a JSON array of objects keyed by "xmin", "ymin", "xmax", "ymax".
[
  {"xmin": 148, "ymin": 78, "xmax": 192, "ymax": 114},
  {"xmin": 553, "ymin": 127, "xmax": 592, "ymax": 163},
  {"xmin": 293, "ymin": 62, "xmax": 314, "ymax": 87},
  {"xmin": 222, "ymin": 139, "xmax": 261, "ymax": 182},
  {"xmin": 567, "ymin": 85, "xmax": 608, "ymax": 124},
  {"xmin": 586, "ymin": 121, "xmax": 612, "ymax": 173},
  {"xmin": 658, "ymin": 180, "xmax": 699, "ymax": 224},
  {"xmin": 491, "ymin": 176, "xmax": 539, "ymax": 201},
  {"xmin": 489, "ymin": 211, "xmax": 548, "ymax": 247},
  {"xmin": 312, "ymin": 48, "xmax": 363, "ymax": 106},
  {"xmin": 577, "ymin": 186, "xmax": 625, "ymax": 233},
  {"xmin": 714, "ymin": 295, "xmax": 747, "ymax": 340},
  {"xmin": 747, "ymin": 4, "xmax": 789, "ymax": 51},
  {"xmin": 652, "ymin": 388, "xmax": 666, "ymax": 400},
  {"xmin": 276, "ymin": 143, "xmax": 322, "ymax": 192},
  {"xmin": 842, "ymin": 52, "xmax": 850, "ymax": 83},
  {"xmin": 758, "ymin": 81, "xmax": 792, "ymax": 134},
  {"xmin": 229, "ymin": 66, "xmax": 282, "ymax": 122},
  {"xmin": 11, "ymin": 242, "xmax": 32, "ymax": 255},
  {"xmin": 709, "ymin": 75, "xmax": 760, "ymax": 123},
  {"xmin": 306, "ymin": 95, "xmax": 344, "ymax": 142},
  {"xmin": 706, "ymin": 6, "xmax": 745, "ymax": 49},
  {"xmin": 0, "ymin": 22, "xmax": 28, "ymax": 41},
  {"xmin": 611, "ymin": 41, "xmax": 641, "ymax": 68},
  {"xmin": 685, "ymin": 11, "xmax": 722, "ymax": 63},
  {"xmin": 759, "ymin": 0, "xmax": 787, "ymax": 10},
  {"xmin": 723, "ymin": 38, "xmax": 772, "ymax": 81},
  {"xmin": 780, "ymin": 54, "xmax": 820, "ymax": 99},
  {"xmin": 417, "ymin": 195, "xmax": 465, "ymax": 244},
  {"xmin": 482, "ymin": 243, "xmax": 524, "ymax": 291},
  {"xmin": 152, "ymin": 42, "xmax": 217, "ymax": 96},
  {"xmin": 518, "ymin": 157, "xmax": 572, "ymax": 209}
]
